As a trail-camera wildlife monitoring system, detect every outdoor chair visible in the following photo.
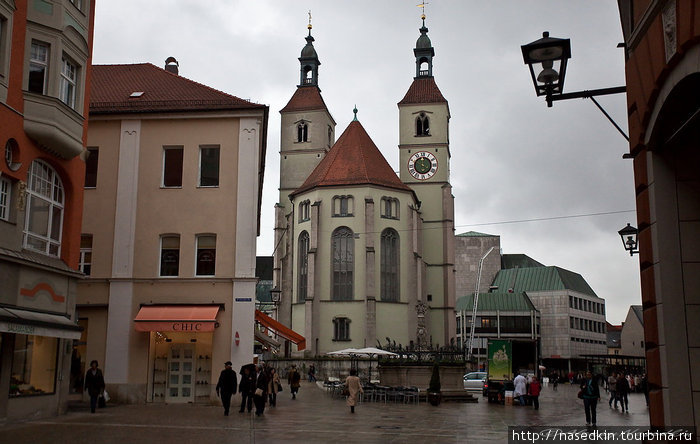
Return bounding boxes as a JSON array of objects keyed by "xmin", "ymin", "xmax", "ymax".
[
  {"xmin": 374, "ymin": 386, "xmax": 388, "ymax": 403},
  {"xmin": 387, "ymin": 386, "xmax": 403, "ymax": 403},
  {"xmin": 403, "ymin": 386, "xmax": 419, "ymax": 404}
]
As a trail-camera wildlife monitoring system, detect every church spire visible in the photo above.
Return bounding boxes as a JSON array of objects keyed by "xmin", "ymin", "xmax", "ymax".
[
  {"xmin": 413, "ymin": 15, "xmax": 435, "ymax": 78},
  {"xmin": 299, "ymin": 13, "xmax": 320, "ymax": 87}
]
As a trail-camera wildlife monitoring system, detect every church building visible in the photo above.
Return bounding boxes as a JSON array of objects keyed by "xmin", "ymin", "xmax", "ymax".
[{"xmin": 274, "ymin": 17, "xmax": 456, "ymax": 356}]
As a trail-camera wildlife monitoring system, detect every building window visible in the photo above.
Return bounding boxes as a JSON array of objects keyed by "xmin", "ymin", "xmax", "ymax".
[
  {"xmin": 28, "ymin": 41, "xmax": 49, "ymax": 94},
  {"xmin": 380, "ymin": 228, "xmax": 399, "ymax": 302},
  {"xmin": 299, "ymin": 200, "xmax": 310, "ymax": 222},
  {"xmin": 199, "ymin": 145, "xmax": 220, "ymax": 187},
  {"xmin": 195, "ymin": 234, "xmax": 216, "ymax": 276},
  {"xmin": 84, "ymin": 148, "xmax": 98, "ymax": 188},
  {"xmin": 9, "ymin": 334, "xmax": 58, "ymax": 397},
  {"xmin": 23, "ymin": 160, "xmax": 64, "ymax": 257},
  {"xmin": 332, "ymin": 195, "xmax": 353, "ymax": 217},
  {"xmin": 0, "ymin": 15, "xmax": 8, "ymax": 79},
  {"xmin": 69, "ymin": 0, "xmax": 82, "ymax": 11},
  {"xmin": 328, "ymin": 125, "xmax": 333, "ymax": 146},
  {"xmin": 160, "ymin": 235, "xmax": 180, "ymax": 277},
  {"xmin": 381, "ymin": 197, "xmax": 399, "ymax": 219},
  {"xmin": 298, "ymin": 231, "xmax": 309, "ymax": 302},
  {"xmin": 333, "ymin": 317, "xmax": 350, "ymax": 341},
  {"xmin": 0, "ymin": 176, "xmax": 10, "ymax": 221},
  {"xmin": 163, "ymin": 146, "xmax": 183, "ymax": 187},
  {"xmin": 570, "ymin": 316, "xmax": 574, "ymax": 329},
  {"xmin": 297, "ymin": 122, "xmax": 308, "ymax": 143},
  {"xmin": 569, "ymin": 296, "xmax": 573, "ymax": 308},
  {"xmin": 331, "ymin": 227, "xmax": 354, "ymax": 300},
  {"xmin": 415, "ymin": 112, "xmax": 430, "ymax": 136},
  {"xmin": 79, "ymin": 234, "xmax": 92, "ymax": 275},
  {"xmin": 60, "ymin": 56, "xmax": 77, "ymax": 109}
]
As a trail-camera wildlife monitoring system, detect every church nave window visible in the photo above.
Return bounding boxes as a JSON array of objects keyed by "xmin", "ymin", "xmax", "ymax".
[
  {"xmin": 299, "ymin": 200, "xmax": 310, "ymax": 222},
  {"xmin": 333, "ymin": 317, "xmax": 351, "ymax": 341},
  {"xmin": 332, "ymin": 195, "xmax": 353, "ymax": 217},
  {"xmin": 415, "ymin": 112, "xmax": 430, "ymax": 136},
  {"xmin": 298, "ymin": 231, "xmax": 309, "ymax": 302},
  {"xmin": 331, "ymin": 227, "xmax": 354, "ymax": 301},
  {"xmin": 380, "ymin": 197, "xmax": 399, "ymax": 220},
  {"xmin": 297, "ymin": 122, "xmax": 309, "ymax": 143},
  {"xmin": 380, "ymin": 228, "xmax": 399, "ymax": 302}
]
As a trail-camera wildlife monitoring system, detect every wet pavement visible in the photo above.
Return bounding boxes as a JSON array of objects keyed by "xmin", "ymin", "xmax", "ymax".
[{"xmin": 0, "ymin": 382, "xmax": 650, "ymax": 443}]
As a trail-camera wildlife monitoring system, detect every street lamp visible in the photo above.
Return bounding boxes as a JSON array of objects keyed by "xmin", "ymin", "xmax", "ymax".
[
  {"xmin": 521, "ymin": 32, "xmax": 628, "ymax": 140},
  {"xmin": 270, "ymin": 286, "xmax": 281, "ymax": 305},
  {"xmin": 618, "ymin": 223, "xmax": 639, "ymax": 256}
]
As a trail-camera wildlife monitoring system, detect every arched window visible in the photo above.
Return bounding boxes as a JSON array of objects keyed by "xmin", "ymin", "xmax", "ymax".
[
  {"xmin": 416, "ymin": 113, "xmax": 430, "ymax": 136},
  {"xmin": 381, "ymin": 197, "xmax": 399, "ymax": 220},
  {"xmin": 380, "ymin": 229, "xmax": 399, "ymax": 301},
  {"xmin": 24, "ymin": 159, "xmax": 64, "ymax": 256},
  {"xmin": 332, "ymin": 195, "xmax": 353, "ymax": 217},
  {"xmin": 331, "ymin": 227, "xmax": 354, "ymax": 300},
  {"xmin": 298, "ymin": 231, "xmax": 309, "ymax": 302},
  {"xmin": 297, "ymin": 122, "xmax": 309, "ymax": 142}
]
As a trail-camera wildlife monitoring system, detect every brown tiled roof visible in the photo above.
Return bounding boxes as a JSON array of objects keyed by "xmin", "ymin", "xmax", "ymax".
[
  {"xmin": 90, "ymin": 64, "xmax": 266, "ymax": 114},
  {"xmin": 280, "ymin": 86, "xmax": 331, "ymax": 114},
  {"xmin": 398, "ymin": 77, "xmax": 448, "ymax": 105},
  {"xmin": 291, "ymin": 120, "xmax": 413, "ymax": 197}
]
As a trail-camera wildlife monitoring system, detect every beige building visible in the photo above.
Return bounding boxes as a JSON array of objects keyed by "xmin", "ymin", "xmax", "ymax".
[
  {"xmin": 77, "ymin": 60, "xmax": 268, "ymax": 403},
  {"xmin": 274, "ymin": 19, "xmax": 456, "ymax": 356},
  {"xmin": 619, "ymin": 305, "xmax": 644, "ymax": 358}
]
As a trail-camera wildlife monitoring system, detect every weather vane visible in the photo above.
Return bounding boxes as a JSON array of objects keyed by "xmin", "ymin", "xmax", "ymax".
[
  {"xmin": 308, "ymin": 10, "xmax": 312, "ymax": 30},
  {"xmin": 417, "ymin": 2, "xmax": 428, "ymax": 20}
]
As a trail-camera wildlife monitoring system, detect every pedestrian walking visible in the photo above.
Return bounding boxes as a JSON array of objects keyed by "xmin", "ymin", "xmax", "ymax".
[
  {"xmin": 607, "ymin": 372, "xmax": 618, "ymax": 408},
  {"xmin": 268, "ymin": 368, "xmax": 280, "ymax": 407},
  {"xmin": 215, "ymin": 361, "xmax": 238, "ymax": 416},
  {"xmin": 616, "ymin": 373, "xmax": 629, "ymax": 412},
  {"xmin": 254, "ymin": 364, "xmax": 268, "ymax": 416},
  {"xmin": 238, "ymin": 365, "xmax": 255, "ymax": 413},
  {"xmin": 288, "ymin": 365, "xmax": 301, "ymax": 399},
  {"xmin": 513, "ymin": 372, "xmax": 527, "ymax": 406},
  {"xmin": 580, "ymin": 371, "xmax": 600, "ymax": 426},
  {"xmin": 345, "ymin": 368, "xmax": 363, "ymax": 413},
  {"xmin": 308, "ymin": 364, "xmax": 317, "ymax": 382},
  {"xmin": 528, "ymin": 376, "xmax": 541, "ymax": 410},
  {"xmin": 84, "ymin": 360, "xmax": 105, "ymax": 413}
]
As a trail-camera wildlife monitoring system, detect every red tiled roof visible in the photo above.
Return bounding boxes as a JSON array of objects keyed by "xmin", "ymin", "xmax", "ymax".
[
  {"xmin": 398, "ymin": 77, "xmax": 447, "ymax": 105},
  {"xmin": 291, "ymin": 120, "xmax": 413, "ymax": 197},
  {"xmin": 90, "ymin": 64, "xmax": 265, "ymax": 114},
  {"xmin": 280, "ymin": 86, "xmax": 331, "ymax": 114}
]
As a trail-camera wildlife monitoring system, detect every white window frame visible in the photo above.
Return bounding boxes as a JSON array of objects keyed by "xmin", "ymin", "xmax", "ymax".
[
  {"xmin": 195, "ymin": 234, "xmax": 216, "ymax": 277},
  {"xmin": 60, "ymin": 55, "xmax": 77, "ymax": 109},
  {"xmin": 79, "ymin": 234, "xmax": 92, "ymax": 275},
  {"xmin": 23, "ymin": 160, "xmax": 64, "ymax": 257},
  {"xmin": 0, "ymin": 175, "xmax": 10, "ymax": 221},
  {"xmin": 29, "ymin": 41, "xmax": 49, "ymax": 95}
]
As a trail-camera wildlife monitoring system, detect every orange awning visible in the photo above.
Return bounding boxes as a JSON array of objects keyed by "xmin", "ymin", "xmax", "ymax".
[
  {"xmin": 254, "ymin": 310, "xmax": 306, "ymax": 350},
  {"xmin": 134, "ymin": 305, "xmax": 220, "ymax": 332}
]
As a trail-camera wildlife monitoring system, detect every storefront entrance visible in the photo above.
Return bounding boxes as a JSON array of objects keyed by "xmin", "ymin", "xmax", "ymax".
[
  {"xmin": 166, "ymin": 344, "xmax": 194, "ymax": 403},
  {"xmin": 151, "ymin": 332, "xmax": 213, "ymax": 403}
]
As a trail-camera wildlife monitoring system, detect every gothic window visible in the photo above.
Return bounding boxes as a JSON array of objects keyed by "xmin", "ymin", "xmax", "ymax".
[
  {"xmin": 415, "ymin": 112, "xmax": 430, "ymax": 136},
  {"xmin": 297, "ymin": 122, "xmax": 309, "ymax": 143},
  {"xmin": 299, "ymin": 200, "xmax": 310, "ymax": 222},
  {"xmin": 333, "ymin": 317, "xmax": 350, "ymax": 341},
  {"xmin": 380, "ymin": 228, "xmax": 399, "ymax": 302},
  {"xmin": 298, "ymin": 231, "xmax": 309, "ymax": 302},
  {"xmin": 380, "ymin": 197, "xmax": 399, "ymax": 219},
  {"xmin": 331, "ymin": 227, "xmax": 354, "ymax": 300},
  {"xmin": 332, "ymin": 195, "xmax": 353, "ymax": 217}
]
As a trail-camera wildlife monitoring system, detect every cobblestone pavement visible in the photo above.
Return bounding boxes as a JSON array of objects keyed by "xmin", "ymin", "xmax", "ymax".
[{"xmin": 0, "ymin": 382, "xmax": 649, "ymax": 444}]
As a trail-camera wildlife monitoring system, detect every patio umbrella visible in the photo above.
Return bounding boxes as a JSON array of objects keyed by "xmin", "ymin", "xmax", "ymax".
[
  {"xmin": 351, "ymin": 348, "xmax": 398, "ymax": 381},
  {"xmin": 327, "ymin": 348, "xmax": 359, "ymax": 379}
]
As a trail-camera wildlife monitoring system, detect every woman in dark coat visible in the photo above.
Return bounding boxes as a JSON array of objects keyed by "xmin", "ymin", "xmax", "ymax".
[
  {"xmin": 84, "ymin": 360, "xmax": 105, "ymax": 413},
  {"xmin": 580, "ymin": 371, "xmax": 601, "ymax": 426}
]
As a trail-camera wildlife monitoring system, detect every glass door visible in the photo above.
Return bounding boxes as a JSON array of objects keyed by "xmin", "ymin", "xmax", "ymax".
[{"xmin": 165, "ymin": 344, "xmax": 194, "ymax": 403}]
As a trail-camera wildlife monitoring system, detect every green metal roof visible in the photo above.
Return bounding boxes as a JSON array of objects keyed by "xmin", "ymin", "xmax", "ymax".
[
  {"xmin": 455, "ymin": 292, "xmax": 538, "ymax": 312},
  {"xmin": 501, "ymin": 254, "xmax": 544, "ymax": 269},
  {"xmin": 456, "ymin": 231, "xmax": 497, "ymax": 237},
  {"xmin": 491, "ymin": 266, "xmax": 597, "ymax": 297}
]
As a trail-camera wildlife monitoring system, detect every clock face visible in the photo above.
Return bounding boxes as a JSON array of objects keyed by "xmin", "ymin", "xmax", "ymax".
[{"xmin": 408, "ymin": 151, "xmax": 438, "ymax": 180}]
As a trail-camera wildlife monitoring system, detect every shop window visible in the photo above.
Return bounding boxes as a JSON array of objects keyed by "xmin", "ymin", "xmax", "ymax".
[
  {"xmin": 380, "ymin": 228, "xmax": 399, "ymax": 301},
  {"xmin": 332, "ymin": 195, "xmax": 353, "ymax": 217},
  {"xmin": 299, "ymin": 200, "xmax": 310, "ymax": 222},
  {"xmin": 160, "ymin": 235, "xmax": 180, "ymax": 277},
  {"xmin": 79, "ymin": 234, "xmax": 92, "ymax": 275},
  {"xmin": 23, "ymin": 160, "xmax": 64, "ymax": 257},
  {"xmin": 0, "ymin": 175, "xmax": 10, "ymax": 221},
  {"xmin": 9, "ymin": 335, "xmax": 58, "ymax": 397},
  {"xmin": 28, "ymin": 41, "xmax": 49, "ymax": 94},
  {"xmin": 84, "ymin": 147, "xmax": 98, "ymax": 188},
  {"xmin": 162, "ymin": 146, "xmax": 183, "ymax": 187},
  {"xmin": 199, "ymin": 145, "xmax": 219, "ymax": 187},
  {"xmin": 298, "ymin": 231, "xmax": 309, "ymax": 302},
  {"xmin": 59, "ymin": 55, "xmax": 78, "ymax": 109},
  {"xmin": 331, "ymin": 227, "xmax": 353, "ymax": 300},
  {"xmin": 333, "ymin": 317, "xmax": 350, "ymax": 341},
  {"xmin": 195, "ymin": 234, "xmax": 216, "ymax": 276}
]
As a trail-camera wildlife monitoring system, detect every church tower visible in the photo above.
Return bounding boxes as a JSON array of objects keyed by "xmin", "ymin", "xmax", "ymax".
[
  {"xmin": 397, "ymin": 15, "xmax": 456, "ymax": 347},
  {"xmin": 275, "ymin": 22, "xmax": 336, "ymax": 344}
]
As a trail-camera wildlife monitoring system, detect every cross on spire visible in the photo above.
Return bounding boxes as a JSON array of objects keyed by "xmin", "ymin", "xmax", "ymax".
[{"xmin": 417, "ymin": 2, "xmax": 429, "ymax": 22}]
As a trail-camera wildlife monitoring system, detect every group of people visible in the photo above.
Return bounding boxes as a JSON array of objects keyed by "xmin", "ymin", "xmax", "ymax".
[
  {"xmin": 215, "ymin": 362, "xmax": 302, "ymax": 417},
  {"xmin": 606, "ymin": 371, "xmax": 647, "ymax": 411},
  {"xmin": 512, "ymin": 372, "xmax": 541, "ymax": 410}
]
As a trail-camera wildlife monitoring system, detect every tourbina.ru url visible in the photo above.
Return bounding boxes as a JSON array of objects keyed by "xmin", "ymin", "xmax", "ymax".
[{"xmin": 509, "ymin": 427, "xmax": 696, "ymax": 443}]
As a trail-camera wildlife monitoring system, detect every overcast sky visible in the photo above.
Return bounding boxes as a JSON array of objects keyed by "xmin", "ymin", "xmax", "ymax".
[{"xmin": 93, "ymin": 1, "xmax": 639, "ymax": 324}]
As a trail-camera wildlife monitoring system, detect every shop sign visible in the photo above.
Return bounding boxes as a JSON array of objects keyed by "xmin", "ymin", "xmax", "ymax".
[
  {"xmin": 235, "ymin": 297, "xmax": 252, "ymax": 302},
  {"xmin": 8, "ymin": 323, "xmax": 35, "ymax": 334},
  {"xmin": 171, "ymin": 322, "xmax": 204, "ymax": 331}
]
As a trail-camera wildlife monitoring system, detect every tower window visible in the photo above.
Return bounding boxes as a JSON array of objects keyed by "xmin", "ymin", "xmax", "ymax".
[
  {"xmin": 298, "ymin": 231, "xmax": 309, "ymax": 302},
  {"xmin": 416, "ymin": 113, "xmax": 430, "ymax": 136},
  {"xmin": 297, "ymin": 122, "xmax": 309, "ymax": 143}
]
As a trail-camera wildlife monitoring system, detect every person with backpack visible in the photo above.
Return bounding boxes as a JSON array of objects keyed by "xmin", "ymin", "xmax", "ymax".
[{"xmin": 580, "ymin": 371, "xmax": 600, "ymax": 426}]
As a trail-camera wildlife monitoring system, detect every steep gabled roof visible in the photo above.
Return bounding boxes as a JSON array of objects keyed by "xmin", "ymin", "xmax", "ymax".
[
  {"xmin": 491, "ymin": 266, "xmax": 598, "ymax": 297},
  {"xmin": 291, "ymin": 120, "xmax": 413, "ymax": 197},
  {"xmin": 630, "ymin": 305, "xmax": 643, "ymax": 326},
  {"xmin": 398, "ymin": 77, "xmax": 448, "ymax": 105},
  {"xmin": 280, "ymin": 86, "xmax": 333, "ymax": 120},
  {"xmin": 90, "ymin": 64, "xmax": 266, "ymax": 114}
]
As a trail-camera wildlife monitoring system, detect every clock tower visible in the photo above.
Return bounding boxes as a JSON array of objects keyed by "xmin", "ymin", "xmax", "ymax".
[{"xmin": 398, "ymin": 16, "xmax": 456, "ymax": 347}]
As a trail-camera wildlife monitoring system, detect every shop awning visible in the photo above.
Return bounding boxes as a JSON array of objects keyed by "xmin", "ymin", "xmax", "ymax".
[
  {"xmin": 254, "ymin": 310, "xmax": 306, "ymax": 350},
  {"xmin": 0, "ymin": 307, "xmax": 82, "ymax": 340},
  {"xmin": 134, "ymin": 305, "xmax": 220, "ymax": 332},
  {"xmin": 255, "ymin": 329, "xmax": 281, "ymax": 348}
]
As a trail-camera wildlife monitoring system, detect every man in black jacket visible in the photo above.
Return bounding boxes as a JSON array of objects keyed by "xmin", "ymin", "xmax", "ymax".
[
  {"xmin": 216, "ymin": 361, "xmax": 237, "ymax": 416},
  {"xmin": 238, "ymin": 365, "xmax": 255, "ymax": 413},
  {"xmin": 254, "ymin": 364, "xmax": 268, "ymax": 416}
]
